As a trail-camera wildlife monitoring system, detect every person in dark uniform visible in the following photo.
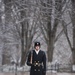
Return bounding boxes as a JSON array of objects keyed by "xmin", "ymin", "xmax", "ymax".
[{"xmin": 27, "ymin": 42, "xmax": 46, "ymax": 75}]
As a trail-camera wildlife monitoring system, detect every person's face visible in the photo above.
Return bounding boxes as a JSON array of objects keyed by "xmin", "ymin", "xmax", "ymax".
[{"xmin": 35, "ymin": 46, "xmax": 40, "ymax": 50}]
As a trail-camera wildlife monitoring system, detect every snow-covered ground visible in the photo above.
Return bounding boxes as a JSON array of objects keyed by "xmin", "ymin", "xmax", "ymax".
[
  {"xmin": 0, "ymin": 64, "xmax": 30, "ymax": 72},
  {"xmin": 0, "ymin": 62, "xmax": 75, "ymax": 75},
  {"xmin": 0, "ymin": 72, "xmax": 75, "ymax": 75},
  {"xmin": 0, "ymin": 63, "xmax": 59, "ymax": 72},
  {"xmin": 0, "ymin": 62, "xmax": 73, "ymax": 72},
  {"xmin": 0, "ymin": 64, "xmax": 75, "ymax": 75}
]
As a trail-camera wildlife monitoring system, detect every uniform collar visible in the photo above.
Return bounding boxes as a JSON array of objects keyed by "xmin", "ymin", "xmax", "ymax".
[{"xmin": 35, "ymin": 49, "xmax": 40, "ymax": 54}]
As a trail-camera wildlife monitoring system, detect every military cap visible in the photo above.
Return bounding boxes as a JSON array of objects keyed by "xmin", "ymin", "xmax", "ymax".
[{"xmin": 34, "ymin": 42, "xmax": 40, "ymax": 47}]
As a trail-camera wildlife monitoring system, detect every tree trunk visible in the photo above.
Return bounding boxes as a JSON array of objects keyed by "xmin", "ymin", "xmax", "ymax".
[
  {"xmin": 20, "ymin": 18, "xmax": 25, "ymax": 66},
  {"xmin": 72, "ymin": 48, "xmax": 75, "ymax": 64},
  {"xmin": 47, "ymin": 18, "xmax": 58, "ymax": 62},
  {"xmin": 71, "ymin": 0, "xmax": 75, "ymax": 64},
  {"xmin": 73, "ymin": 26, "xmax": 75, "ymax": 64},
  {"xmin": 72, "ymin": 21, "xmax": 75, "ymax": 64},
  {"xmin": 20, "ymin": 10, "xmax": 29, "ymax": 66},
  {"xmin": 47, "ymin": 21, "xmax": 53, "ymax": 62},
  {"xmin": 47, "ymin": 39, "xmax": 54, "ymax": 62},
  {"xmin": 2, "ymin": 0, "xmax": 12, "ymax": 65}
]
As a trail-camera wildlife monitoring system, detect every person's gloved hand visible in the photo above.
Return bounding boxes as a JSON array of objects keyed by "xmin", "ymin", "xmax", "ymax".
[{"xmin": 27, "ymin": 62, "xmax": 33, "ymax": 66}]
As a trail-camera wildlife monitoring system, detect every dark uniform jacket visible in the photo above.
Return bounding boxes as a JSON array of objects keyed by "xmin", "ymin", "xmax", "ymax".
[{"xmin": 27, "ymin": 50, "xmax": 46, "ymax": 75}]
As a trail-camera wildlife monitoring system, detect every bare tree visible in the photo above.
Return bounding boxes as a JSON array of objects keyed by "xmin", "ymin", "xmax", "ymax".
[
  {"xmin": 56, "ymin": 0, "xmax": 75, "ymax": 64},
  {"xmin": 2, "ymin": 0, "xmax": 13, "ymax": 65},
  {"xmin": 9, "ymin": 0, "xmax": 40, "ymax": 66},
  {"xmin": 39, "ymin": 0, "xmax": 63, "ymax": 62},
  {"xmin": 20, "ymin": 0, "xmax": 40, "ymax": 66},
  {"xmin": 63, "ymin": 0, "xmax": 75, "ymax": 64}
]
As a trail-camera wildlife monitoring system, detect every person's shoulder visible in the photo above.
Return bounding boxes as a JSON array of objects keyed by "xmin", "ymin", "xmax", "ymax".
[
  {"xmin": 40, "ymin": 50, "xmax": 45, "ymax": 52},
  {"xmin": 40, "ymin": 50, "xmax": 45, "ymax": 55}
]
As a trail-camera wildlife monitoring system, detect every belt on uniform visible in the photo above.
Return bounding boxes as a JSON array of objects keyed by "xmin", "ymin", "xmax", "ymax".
[{"xmin": 33, "ymin": 62, "xmax": 42, "ymax": 66}]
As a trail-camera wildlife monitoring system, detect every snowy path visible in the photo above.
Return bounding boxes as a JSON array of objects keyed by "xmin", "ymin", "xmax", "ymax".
[{"xmin": 0, "ymin": 72, "xmax": 75, "ymax": 75}]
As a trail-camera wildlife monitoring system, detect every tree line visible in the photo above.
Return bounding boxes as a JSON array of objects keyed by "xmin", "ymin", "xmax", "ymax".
[{"xmin": 0, "ymin": 0, "xmax": 75, "ymax": 66}]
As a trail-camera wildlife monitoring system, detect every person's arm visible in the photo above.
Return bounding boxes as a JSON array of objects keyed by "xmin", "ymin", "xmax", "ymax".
[
  {"xmin": 42, "ymin": 52, "xmax": 46, "ymax": 75},
  {"xmin": 26, "ymin": 51, "xmax": 32, "ymax": 66}
]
